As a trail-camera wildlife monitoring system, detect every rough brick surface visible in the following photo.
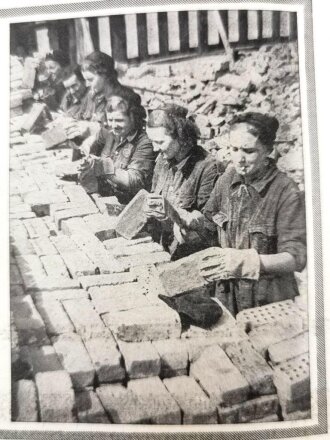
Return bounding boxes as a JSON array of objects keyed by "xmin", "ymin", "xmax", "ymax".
[
  {"xmin": 50, "ymin": 234, "xmax": 79, "ymax": 253},
  {"xmin": 164, "ymin": 376, "xmax": 217, "ymax": 424},
  {"xmin": 117, "ymin": 340, "xmax": 161, "ymax": 379},
  {"xmin": 19, "ymin": 345, "xmax": 63, "ymax": 374},
  {"xmin": 35, "ymin": 299, "xmax": 75, "ymax": 336},
  {"xmin": 42, "ymin": 125, "xmax": 67, "ymax": 149},
  {"xmin": 62, "ymin": 298, "xmax": 108, "ymax": 339},
  {"xmin": 236, "ymin": 300, "xmax": 302, "ymax": 332},
  {"xmin": 268, "ymin": 331, "xmax": 309, "ymax": 365},
  {"xmin": 282, "ymin": 409, "xmax": 311, "ymax": 421},
  {"xmin": 115, "ymin": 189, "xmax": 149, "ymax": 239},
  {"xmin": 11, "ymin": 295, "xmax": 49, "ymax": 346},
  {"xmin": 225, "ymin": 341, "xmax": 276, "ymax": 396},
  {"xmin": 15, "ymin": 255, "xmax": 47, "ymax": 290},
  {"xmin": 218, "ymin": 395, "xmax": 279, "ymax": 423},
  {"xmin": 128, "ymin": 377, "xmax": 181, "ymax": 424},
  {"xmin": 92, "ymin": 195, "xmax": 124, "ymax": 216},
  {"xmin": 112, "ymin": 242, "xmax": 164, "ymax": 257},
  {"xmin": 84, "ymin": 213, "xmax": 118, "ymax": 241},
  {"xmin": 78, "ymin": 272, "xmax": 137, "ymax": 290},
  {"xmin": 96, "ymin": 384, "xmax": 149, "ymax": 424},
  {"xmin": 11, "ymin": 238, "xmax": 35, "ymax": 256},
  {"xmin": 61, "ymin": 217, "xmax": 91, "ymax": 237},
  {"xmin": 30, "ymin": 237, "xmax": 58, "ymax": 256},
  {"xmin": 54, "ymin": 205, "xmax": 99, "ymax": 229},
  {"xmin": 33, "ymin": 288, "xmax": 88, "ymax": 303},
  {"xmin": 248, "ymin": 321, "xmax": 304, "ymax": 358},
  {"xmin": 103, "ymin": 305, "xmax": 181, "ymax": 342},
  {"xmin": 23, "ymin": 218, "xmax": 49, "ymax": 238},
  {"xmin": 12, "ymin": 379, "xmax": 38, "ymax": 422},
  {"xmin": 23, "ymin": 189, "xmax": 68, "ymax": 216},
  {"xmin": 60, "ymin": 250, "xmax": 96, "ymax": 277},
  {"xmin": 190, "ymin": 345, "xmax": 250, "ymax": 406},
  {"xmin": 117, "ymin": 251, "xmax": 171, "ymax": 269},
  {"xmin": 152, "ymin": 339, "xmax": 189, "ymax": 378},
  {"xmin": 75, "ymin": 390, "xmax": 110, "ymax": 423},
  {"xmin": 103, "ymin": 235, "xmax": 153, "ymax": 251},
  {"xmin": 84, "ymin": 336, "xmax": 125, "ymax": 384},
  {"xmin": 273, "ymin": 354, "xmax": 310, "ymax": 414},
  {"xmin": 40, "ymin": 255, "xmax": 70, "ymax": 278},
  {"xmin": 36, "ymin": 370, "xmax": 76, "ymax": 422},
  {"xmin": 52, "ymin": 333, "xmax": 95, "ymax": 389},
  {"xmin": 25, "ymin": 276, "xmax": 81, "ymax": 293}
]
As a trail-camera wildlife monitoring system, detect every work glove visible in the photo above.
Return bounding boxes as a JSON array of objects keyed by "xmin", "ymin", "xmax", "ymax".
[
  {"xmin": 199, "ymin": 247, "xmax": 260, "ymax": 283},
  {"xmin": 159, "ymin": 291, "xmax": 223, "ymax": 329}
]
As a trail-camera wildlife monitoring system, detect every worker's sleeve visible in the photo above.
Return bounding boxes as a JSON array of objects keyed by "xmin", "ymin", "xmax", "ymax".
[{"xmin": 276, "ymin": 183, "xmax": 307, "ymax": 272}]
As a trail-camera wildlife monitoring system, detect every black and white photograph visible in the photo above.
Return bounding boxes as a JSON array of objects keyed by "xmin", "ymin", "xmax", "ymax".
[{"xmin": 1, "ymin": 0, "xmax": 328, "ymax": 437}]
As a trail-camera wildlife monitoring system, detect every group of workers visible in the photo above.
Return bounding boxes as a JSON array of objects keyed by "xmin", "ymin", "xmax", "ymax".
[{"xmin": 30, "ymin": 49, "xmax": 306, "ymax": 319}]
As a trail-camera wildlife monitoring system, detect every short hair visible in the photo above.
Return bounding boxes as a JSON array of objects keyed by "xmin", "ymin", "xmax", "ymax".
[
  {"xmin": 82, "ymin": 50, "xmax": 118, "ymax": 81},
  {"xmin": 147, "ymin": 104, "xmax": 199, "ymax": 151},
  {"xmin": 106, "ymin": 94, "xmax": 146, "ymax": 131},
  {"xmin": 45, "ymin": 50, "xmax": 69, "ymax": 68},
  {"xmin": 229, "ymin": 112, "xmax": 279, "ymax": 151},
  {"xmin": 62, "ymin": 65, "xmax": 85, "ymax": 84}
]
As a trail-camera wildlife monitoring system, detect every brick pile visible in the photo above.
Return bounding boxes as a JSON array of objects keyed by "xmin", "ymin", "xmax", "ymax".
[
  {"xmin": 123, "ymin": 42, "xmax": 304, "ymax": 190},
  {"xmin": 10, "ymin": 46, "xmax": 310, "ymax": 425}
]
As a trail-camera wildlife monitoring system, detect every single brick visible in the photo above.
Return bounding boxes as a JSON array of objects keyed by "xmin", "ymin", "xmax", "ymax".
[
  {"xmin": 40, "ymin": 255, "xmax": 70, "ymax": 278},
  {"xmin": 50, "ymin": 234, "xmax": 79, "ymax": 253},
  {"xmin": 10, "ymin": 264, "xmax": 23, "ymax": 285},
  {"xmin": 225, "ymin": 341, "xmax": 276, "ymax": 396},
  {"xmin": 11, "ymin": 295, "xmax": 49, "ymax": 346},
  {"xmin": 84, "ymin": 213, "xmax": 118, "ymax": 241},
  {"xmin": 23, "ymin": 189, "xmax": 68, "ymax": 216},
  {"xmin": 25, "ymin": 276, "xmax": 81, "ymax": 293},
  {"xmin": 96, "ymin": 384, "xmax": 149, "ymax": 424},
  {"xmin": 273, "ymin": 354, "xmax": 311, "ymax": 414},
  {"xmin": 11, "ymin": 238, "xmax": 36, "ymax": 256},
  {"xmin": 36, "ymin": 370, "xmax": 76, "ymax": 422},
  {"xmin": 15, "ymin": 254, "xmax": 47, "ymax": 290},
  {"xmin": 12, "ymin": 379, "xmax": 38, "ymax": 422},
  {"xmin": 115, "ymin": 189, "xmax": 149, "ymax": 239},
  {"xmin": 103, "ymin": 305, "xmax": 181, "ymax": 342},
  {"xmin": 90, "ymin": 284, "xmax": 151, "ymax": 315},
  {"xmin": 62, "ymin": 297, "xmax": 108, "ymax": 339},
  {"xmin": 157, "ymin": 248, "xmax": 220, "ymax": 297},
  {"xmin": 236, "ymin": 300, "xmax": 302, "ymax": 332},
  {"xmin": 10, "ymin": 212, "xmax": 37, "ymax": 221},
  {"xmin": 35, "ymin": 299, "xmax": 75, "ymax": 336},
  {"xmin": 78, "ymin": 272, "xmax": 137, "ymax": 290},
  {"xmin": 49, "ymin": 201, "xmax": 87, "ymax": 218},
  {"xmin": 128, "ymin": 377, "xmax": 181, "ymax": 424},
  {"xmin": 268, "ymin": 332, "xmax": 309, "ymax": 365},
  {"xmin": 30, "ymin": 236, "xmax": 58, "ymax": 256},
  {"xmin": 42, "ymin": 125, "xmax": 67, "ymax": 149},
  {"xmin": 152, "ymin": 339, "xmax": 189, "ymax": 378},
  {"xmin": 52, "ymin": 333, "xmax": 95, "ymax": 389},
  {"xmin": 60, "ymin": 250, "xmax": 96, "ymax": 277},
  {"xmin": 33, "ymin": 288, "xmax": 88, "ymax": 303},
  {"xmin": 103, "ymin": 235, "xmax": 153, "ymax": 251},
  {"xmin": 112, "ymin": 242, "xmax": 163, "ymax": 257},
  {"xmin": 54, "ymin": 205, "xmax": 99, "ymax": 229},
  {"xmin": 63, "ymin": 185, "xmax": 93, "ymax": 203},
  {"xmin": 84, "ymin": 336, "xmax": 125, "ymax": 384},
  {"xmin": 117, "ymin": 251, "xmax": 171, "ymax": 269},
  {"xmin": 163, "ymin": 376, "xmax": 217, "ymax": 424},
  {"xmin": 117, "ymin": 340, "xmax": 161, "ymax": 379},
  {"xmin": 217, "ymin": 395, "xmax": 279, "ymax": 423},
  {"xmin": 190, "ymin": 345, "xmax": 250, "ymax": 406},
  {"xmin": 61, "ymin": 217, "xmax": 91, "ymax": 237},
  {"xmin": 92, "ymin": 194, "xmax": 124, "ymax": 216},
  {"xmin": 19, "ymin": 345, "xmax": 63, "ymax": 374},
  {"xmin": 23, "ymin": 218, "xmax": 50, "ymax": 239},
  {"xmin": 75, "ymin": 390, "xmax": 110, "ymax": 423},
  {"xmin": 10, "ymin": 203, "xmax": 32, "ymax": 214},
  {"xmin": 248, "ymin": 321, "xmax": 304, "ymax": 358}
]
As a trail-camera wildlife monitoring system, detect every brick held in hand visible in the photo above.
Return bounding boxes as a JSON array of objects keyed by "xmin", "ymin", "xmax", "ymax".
[
  {"xmin": 21, "ymin": 103, "xmax": 48, "ymax": 133},
  {"xmin": 115, "ymin": 189, "xmax": 149, "ymax": 240},
  {"xmin": 42, "ymin": 125, "xmax": 68, "ymax": 149},
  {"xmin": 157, "ymin": 247, "xmax": 220, "ymax": 297}
]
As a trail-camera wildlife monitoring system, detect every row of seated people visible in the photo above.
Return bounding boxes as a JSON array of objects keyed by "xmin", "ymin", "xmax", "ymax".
[{"xmin": 34, "ymin": 49, "xmax": 306, "ymax": 318}]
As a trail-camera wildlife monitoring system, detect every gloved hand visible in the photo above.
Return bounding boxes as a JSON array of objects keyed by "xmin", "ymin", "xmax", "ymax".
[
  {"xmin": 77, "ymin": 156, "xmax": 95, "ymax": 173},
  {"xmin": 144, "ymin": 194, "xmax": 167, "ymax": 221},
  {"xmin": 199, "ymin": 247, "xmax": 260, "ymax": 282},
  {"xmin": 175, "ymin": 208, "xmax": 204, "ymax": 230}
]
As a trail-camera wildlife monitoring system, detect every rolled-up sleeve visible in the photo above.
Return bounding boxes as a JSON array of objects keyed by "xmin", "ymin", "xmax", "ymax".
[{"xmin": 276, "ymin": 184, "xmax": 307, "ymax": 271}]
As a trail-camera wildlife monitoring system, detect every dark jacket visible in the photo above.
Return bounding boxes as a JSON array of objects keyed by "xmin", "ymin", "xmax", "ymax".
[
  {"xmin": 151, "ymin": 145, "xmax": 220, "ymax": 259},
  {"xmin": 203, "ymin": 161, "xmax": 307, "ymax": 315}
]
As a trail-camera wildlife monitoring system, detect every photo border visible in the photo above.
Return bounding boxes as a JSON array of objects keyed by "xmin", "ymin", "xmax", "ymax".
[{"xmin": 1, "ymin": 0, "xmax": 326, "ymax": 438}]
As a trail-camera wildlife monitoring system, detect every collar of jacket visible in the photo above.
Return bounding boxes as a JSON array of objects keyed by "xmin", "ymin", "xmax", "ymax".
[
  {"xmin": 167, "ymin": 145, "xmax": 207, "ymax": 177},
  {"xmin": 230, "ymin": 159, "xmax": 279, "ymax": 194}
]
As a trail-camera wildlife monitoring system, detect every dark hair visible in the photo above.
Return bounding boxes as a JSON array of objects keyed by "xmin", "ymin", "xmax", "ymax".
[
  {"xmin": 147, "ymin": 104, "xmax": 199, "ymax": 151},
  {"xmin": 106, "ymin": 93, "xmax": 146, "ymax": 131},
  {"xmin": 229, "ymin": 112, "xmax": 279, "ymax": 151},
  {"xmin": 82, "ymin": 50, "xmax": 118, "ymax": 81},
  {"xmin": 62, "ymin": 65, "xmax": 85, "ymax": 84},
  {"xmin": 45, "ymin": 50, "xmax": 69, "ymax": 68}
]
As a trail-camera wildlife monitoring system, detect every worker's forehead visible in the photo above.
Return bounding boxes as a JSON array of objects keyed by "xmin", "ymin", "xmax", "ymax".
[
  {"xmin": 230, "ymin": 124, "xmax": 258, "ymax": 147},
  {"xmin": 146, "ymin": 126, "xmax": 168, "ymax": 141},
  {"xmin": 63, "ymin": 74, "xmax": 79, "ymax": 88}
]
